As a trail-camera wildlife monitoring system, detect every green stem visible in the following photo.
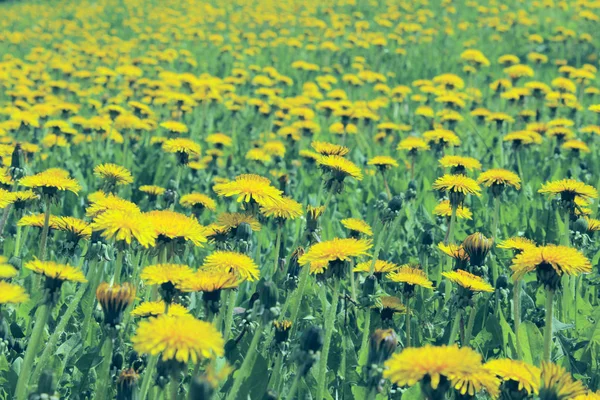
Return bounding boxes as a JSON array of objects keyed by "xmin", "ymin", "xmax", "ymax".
[
  {"xmin": 13, "ymin": 224, "xmax": 23, "ymax": 259},
  {"xmin": 288, "ymin": 266, "xmax": 310, "ymax": 338},
  {"xmin": 448, "ymin": 308, "xmax": 462, "ymax": 345},
  {"xmin": 223, "ymin": 290, "xmax": 237, "ymax": 341},
  {"xmin": 464, "ymin": 305, "xmax": 477, "ymax": 346},
  {"xmin": 38, "ymin": 197, "xmax": 52, "ymax": 261},
  {"xmin": 269, "ymin": 352, "xmax": 284, "ymax": 393},
  {"xmin": 0, "ymin": 204, "xmax": 12, "ymax": 235},
  {"xmin": 169, "ymin": 375, "xmax": 178, "ymax": 400},
  {"xmin": 139, "ymin": 354, "xmax": 158, "ymax": 400},
  {"xmin": 516, "ymin": 149, "xmax": 524, "ymax": 183},
  {"xmin": 272, "ymin": 224, "xmax": 282, "ymax": 278},
  {"xmin": 31, "ymin": 280, "xmax": 88, "ymax": 384},
  {"xmin": 226, "ymin": 323, "xmax": 265, "ymax": 400},
  {"xmin": 113, "ymin": 249, "xmax": 124, "ymax": 284},
  {"xmin": 405, "ymin": 298, "xmax": 411, "ymax": 347},
  {"xmin": 287, "ymin": 374, "xmax": 301, "ymax": 400},
  {"xmin": 446, "ymin": 205, "xmax": 457, "ymax": 245},
  {"xmin": 316, "ymin": 280, "xmax": 341, "ymax": 400},
  {"xmin": 492, "ymin": 196, "xmax": 500, "ymax": 240},
  {"xmin": 563, "ymin": 209, "xmax": 570, "ymax": 246},
  {"xmin": 82, "ymin": 261, "xmax": 102, "ymax": 346},
  {"xmin": 514, "ymin": 280, "xmax": 522, "ymax": 360},
  {"xmin": 14, "ymin": 303, "xmax": 52, "ymax": 400},
  {"xmin": 358, "ymin": 309, "xmax": 372, "ymax": 367},
  {"xmin": 543, "ymin": 290, "xmax": 555, "ymax": 362},
  {"xmin": 95, "ymin": 335, "xmax": 115, "ymax": 400}
]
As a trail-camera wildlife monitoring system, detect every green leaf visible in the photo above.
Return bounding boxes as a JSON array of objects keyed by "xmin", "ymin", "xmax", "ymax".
[{"xmin": 518, "ymin": 321, "xmax": 544, "ymax": 365}]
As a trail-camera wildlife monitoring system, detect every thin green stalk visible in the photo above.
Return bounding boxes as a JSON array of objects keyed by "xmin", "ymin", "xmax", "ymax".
[
  {"xmin": 288, "ymin": 265, "xmax": 310, "ymax": 338},
  {"xmin": 492, "ymin": 196, "xmax": 500, "ymax": 240},
  {"xmin": 358, "ymin": 309, "xmax": 371, "ymax": 367},
  {"xmin": 543, "ymin": 290, "xmax": 555, "ymax": 362},
  {"xmin": 95, "ymin": 335, "xmax": 115, "ymax": 400},
  {"xmin": 446, "ymin": 206, "xmax": 457, "ymax": 245},
  {"xmin": 31, "ymin": 279, "xmax": 88, "ymax": 384},
  {"xmin": 516, "ymin": 149, "xmax": 524, "ymax": 183},
  {"xmin": 223, "ymin": 289, "xmax": 237, "ymax": 340},
  {"xmin": 287, "ymin": 373, "xmax": 301, "ymax": 400},
  {"xmin": 405, "ymin": 298, "xmax": 411, "ymax": 347},
  {"xmin": 38, "ymin": 197, "xmax": 52, "ymax": 261},
  {"xmin": 15, "ymin": 303, "xmax": 52, "ymax": 400},
  {"xmin": 513, "ymin": 280, "xmax": 522, "ymax": 359},
  {"xmin": 316, "ymin": 280, "xmax": 341, "ymax": 400},
  {"xmin": 269, "ymin": 352, "xmax": 284, "ymax": 393},
  {"xmin": 169, "ymin": 375, "xmax": 178, "ymax": 400},
  {"xmin": 139, "ymin": 354, "xmax": 158, "ymax": 400},
  {"xmin": 464, "ymin": 305, "xmax": 477, "ymax": 345},
  {"xmin": 562, "ymin": 209, "xmax": 570, "ymax": 247},
  {"xmin": 226, "ymin": 323, "xmax": 265, "ymax": 400},
  {"xmin": 448, "ymin": 308, "xmax": 462, "ymax": 345},
  {"xmin": 113, "ymin": 249, "xmax": 124, "ymax": 284},
  {"xmin": 0, "ymin": 204, "xmax": 12, "ymax": 235},
  {"xmin": 82, "ymin": 262, "xmax": 102, "ymax": 346},
  {"xmin": 272, "ymin": 223, "xmax": 282, "ymax": 278},
  {"xmin": 13, "ymin": 223, "xmax": 23, "ymax": 259}
]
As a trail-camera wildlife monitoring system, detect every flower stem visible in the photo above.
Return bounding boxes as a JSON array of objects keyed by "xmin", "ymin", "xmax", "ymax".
[
  {"xmin": 31, "ymin": 277, "xmax": 88, "ymax": 384},
  {"xmin": 15, "ymin": 303, "xmax": 51, "ymax": 400},
  {"xmin": 358, "ymin": 308, "xmax": 372, "ymax": 367},
  {"xmin": 448, "ymin": 308, "xmax": 462, "ymax": 345},
  {"xmin": 169, "ymin": 375, "xmax": 179, "ymax": 400},
  {"xmin": 405, "ymin": 298, "xmax": 411, "ymax": 347},
  {"xmin": 272, "ymin": 224, "xmax": 282, "ymax": 278},
  {"xmin": 13, "ymin": 224, "xmax": 23, "ymax": 259},
  {"xmin": 223, "ymin": 289, "xmax": 237, "ymax": 341},
  {"xmin": 287, "ymin": 373, "xmax": 301, "ymax": 400},
  {"xmin": 445, "ymin": 206, "xmax": 457, "ymax": 245},
  {"xmin": 492, "ymin": 196, "xmax": 500, "ymax": 240},
  {"xmin": 562, "ymin": 209, "xmax": 570, "ymax": 247},
  {"xmin": 95, "ymin": 335, "xmax": 115, "ymax": 400},
  {"xmin": 226, "ymin": 323, "xmax": 265, "ymax": 400},
  {"xmin": 543, "ymin": 289, "xmax": 555, "ymax": 362},
  {"xmin": 113, "ymin": 249, "xmax": 124, "ymax": 284},
  {"xmin": 38, "ymin": 197, "xmax": 52, "ymax": 261},
  {"xmin": 464, "ymin": 305, "xmax": 477, "ymax": 345},
  {"xmin": 0, "ymin": 204, "xmax": 12, "ymax": 236},
  {"xmin": 513, "ymin": 280, "xmax": 522, "ymax": 359},
  {"xmin": 316, "ymin": 280, "xmax": 340, "ymax": 400},
  {"xmin": 139, "ymin": 354, "xmax": 158, "ymax": 400},
  {"xmin": 288, "ymin": 265, "xmax": 310, "ymax": 338}
]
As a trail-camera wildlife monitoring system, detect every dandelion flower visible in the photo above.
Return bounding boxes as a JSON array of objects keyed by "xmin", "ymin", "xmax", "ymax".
[
  {"xmin": 0, "ymin": 263, "xmax": 18, "ymax": 279},
  {"xmin": 147, "ymin": 210, "xmax": 207, "ymax": 246},
  {"xmin": 132, "ymin": 314, "xmax": 224, "ymax": 363},
  {"xmin": 477, "ymin": 169, "xmax": 521, "ymax": 192},
  {"xmin": 213, "ymin": 174, "xmax": 283, "ymax": 207},
  {"xmin": 94, "ymin": 163, "xmax": 133, "ymax": 186},
  {"xmin": 130, "ymin": 301, "xmax": 190, "ymax": 318},
  {"xmin": 299, "ymin": 238, "xmax": 372, "ymax": 269},
  {"xmin": 180, "ymin": 193, "xmax": 217, "ymax": 212},
  {"xmin": 260, "ymin": 196, "xmax": 303, "ymax": 220},
  {"xmin": 439, "ymin": 155, "xmax": 482, "ymax": 173},
  {"xmin": 443, "ymin": 270, "xmax": 494, "ymax": 293},
  {"xmin": 311, "ymin": 141, "xmax": 349, "ymax": 156},
  {"xmin": 201, "ymin": 251, "xmax": 260, "ymax": 282},
  {"xmin": 354, "ymin": 259, "xmax": 399, "ymax": 274},
  {"xmin": 433, "ymin": 174, "xmax": 482, "ymax": 196},
  {"xmin": 485, "ymin": 359, "xmax": 540, "ymax": 396},
  {"xmin": 0, "ymin": 282, "xmax": 29, "ymax": 304},
  {"xmin": 341, "ymin": 218, "xmax": 373, "ymax": 237},
  {"xmin": 433, "ymin": 200, "xmax": 472, "ymax": 220},
  {"xmin": 20, "ymin": 168, "xmax": 80, "ymax": 196},
  {"xmin": 25, "ymin": 260, "xmax": 87, "ymax": 284},
  {"xmin": 317, "ymin": 155, "xmax": 363, "ymax": 181},
  {"xmin": 141, "ymin": 264, "xmax": 195, "ymax": 287},
  {"xmin": 387, "ymin": 265, "xmax": 434, "ymax": 289},
  {"xmin": 540, "ymin": 361, "xmax": 586, "ymax": 400},
  {"xmin": 92, "ymin": 210, "xmax": 157, "ymax": 248}
]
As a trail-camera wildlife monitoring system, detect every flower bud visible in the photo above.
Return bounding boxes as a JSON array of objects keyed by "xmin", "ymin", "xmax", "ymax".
[
  {"xmin": 96, "ymin": 282, "xmax": 136, "ymax": 327},
  {"xmin": 462, "ymin": 232, "xmax": 493, "ymax": 267},
  {"xmin": 273, "ymin": 320, "xmax": 292, "ymax": 343},
  {"xmin": 300, "ymin": 326, "xmax": 323, "ymax": 353},
  {"xmin": 117, "ymin": 369, "xmax": 139, "ymax": 400},
  {"xmin": 259, "ymin": 280, "xmax": 279, "ymax": 310},
  {"xmin": 367, "ymin": 329, "xmax": 398, "ymax": 365}
]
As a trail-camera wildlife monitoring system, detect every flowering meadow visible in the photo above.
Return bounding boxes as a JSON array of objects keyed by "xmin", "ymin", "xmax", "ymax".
[{"xmin": 1, "ymin": 0, "xmax": 600, "ymax": 399}]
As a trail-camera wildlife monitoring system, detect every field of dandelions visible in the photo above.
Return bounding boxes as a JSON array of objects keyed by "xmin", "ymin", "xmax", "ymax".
[{"xmin": 1, "ymin": 0, "xmax": 600, "ymax": 399}]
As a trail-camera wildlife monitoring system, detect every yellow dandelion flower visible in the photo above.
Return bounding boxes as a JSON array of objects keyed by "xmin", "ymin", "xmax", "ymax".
[
  {"xmin": 141, "ymin": 264, "xmax": 195, "ymax": 287},
  {"xmin": 139, "ymin": 185, "xmax": 166, "ymax": 197},
  {"xmin": 160, "ymin": 121, "xmax": 188, "ymax": 134},
  {"xmin": 216, "ymin": 212, "xmax": 261, "ymax": 232},
  {"xmin": 86, "ymin": 191, "xmax": 140, "ymax": 217},
  {"xmin": 132, "ymin": 314, "xmax": 224, "ymax": 363},
  {"xmin": 311, "ymin": 141, "xmax": 349, "ymax": 156},
  {"xmin": 538, "ymin": 179, "xmax": 598, "ymax": 202},
  {"xmin": 368, "ymin": 156, "xmax": 399, "ymax": 170},
  {"xmin": 130, "ymin": 301, "xmax": 190, "ymax": 318},
  {"xmin": 432, "ymin": 174, "xmax": 482, "ymax": 196},
  {"xmin": 55, "ymin": 216, "xmax": 92, "ymax": 240},
  {"xmin": 562, "ymin": 140, "xmax": 590, "ymax": 153},
  {"xmin": 92, "ymin": 210, "xmax": 156, "ymax": 248},
  {"xmin": 397, "ymin": 136, "xmax": 430, "ymax": 152},
  {"xmin": 0, "ymin": 282, "xmax": 29, "ymax": 304},
  {"xmin": 438, "ymin": 242, "xmax": 470, "ymax": 262},
  {"xmin": 439, "ymin": 155, "xmax": 482, "ymax": 172},
  {"xmin": 20, "ymin": 168, "xmax": 80, "ymax": 195},
  {"xmin": 299, "ymin": 238, "xmax": 372, "ymax": 269},
  {"xmin": 540, "ymin": 362, "xmax": 586, "ymax": 400},
  {"xmin": 94, "ymin": 163, "xmax": 133, "ymax": 186},
  {"xmin": 260, "ymin": 196, "xmax": 303, "ymax": 220},
  {"xmin": 510, "ymin": 245, "xmax": 591, "ymax": 283},
  {"xmin": 213, "ymin": 174, "xmax": 283, "ymax": 206},
  {"xmin": 485, "ymin": 359, "xmax": 541, "ymax": 395},
  {"xmin": 497, "ymin": 237, "xmax": 537, "ymax": 253},
  {"xmin": 341, "ymin": 218, "xmax": 373, "ymax": 236},
  {"xmin": 423, "ymin": 129, "xmax": 461, "ymax": 146},
  {"xmin": 206, "ymin": 133, "xmax": 233, "ymax": 147},
  {"xmin": 179, "ymin": 270, "xmax": 240, "ymax": 293},
  {"xmin": 180, "ymin": 193, "xmax": 217, "ymax": 211},
  {"xmin": 433, "ymin": 200, "xmax": 472, "ymax": 220},
  {"xmin": 443, "ymin": 270, "xmax": 493, "ymax": 292},
  {"xmin": 477, "ymin": 169, "xmax": 521, "ymax": 190},
  {"xmin": 162, "ymin": 138, "xmax": 201, "ymax": 160},
  {"xmin": 0, "ymin": 263, "xmax": 18, "ymax": 279},
  {"xmin": 17, "ymin": 213, "xmax": 61, "ymax": 229},
  {"xmin": 354, "ymin": 259, "xmax": 399, "ymax": 274},
  {"xmin": 316, "ymin": 155, "xmax": 363, "ymax": 180},
  {"xmin": 25, "ymin": 260, "xmax": 87, "ymax": 283},
  {"xmin": 147, "ymin": 210, "xmax": 208, "ymax": 246},
  {"xmin": 387, "ymin": 265, "xmax": 434, "ymax": 289},
  {"xmin": 201, "ymin": 251, "xmax": 260, "ymax": 282},
  {"xmin": 384, "ymin": 345, "xmax": 485, "ymax": 392}
]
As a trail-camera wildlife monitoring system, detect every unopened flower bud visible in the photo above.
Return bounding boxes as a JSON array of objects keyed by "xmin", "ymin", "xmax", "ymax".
[
  {"xmin": 96, "ymin": 282, "xmax": 136, "ymax": 327},
  {"xmin": 300, "ymin": 326, "xmax": 323, "ymax": 353},
  {"xmin": 117, "ymin": 369, "xmax": 139, "ymax": 400},
  {"xmin": 367, "ymin": 329, "xmax": 398, "ymax": 365},
  {"xmin": 462, "ymin": 232, "xmax": 493, "ymax": 267}
]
